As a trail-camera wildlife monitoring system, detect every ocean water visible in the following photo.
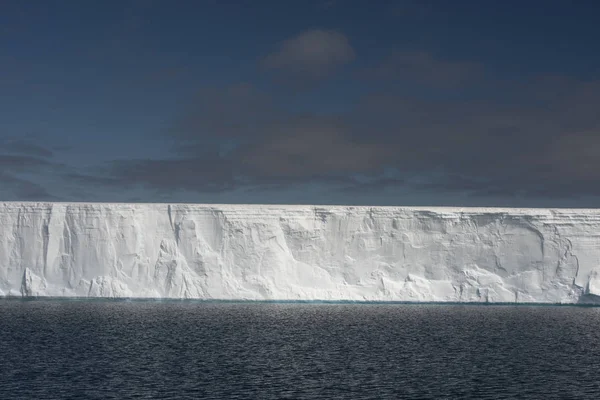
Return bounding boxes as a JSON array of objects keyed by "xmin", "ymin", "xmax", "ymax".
[{"xmin": 1, "ymin": 301, "xmax": 600, "ymax": 399}]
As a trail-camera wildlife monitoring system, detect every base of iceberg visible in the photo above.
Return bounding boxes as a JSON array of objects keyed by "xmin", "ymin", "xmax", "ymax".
[{"xmin": 2, "ymin": 202, "xmax": 600, "ymax": 303}]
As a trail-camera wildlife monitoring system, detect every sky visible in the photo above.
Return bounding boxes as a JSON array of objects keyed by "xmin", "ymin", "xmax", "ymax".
[{"xmin": 1, "ymin": 0, "xmax": 599, "ymax": 207}]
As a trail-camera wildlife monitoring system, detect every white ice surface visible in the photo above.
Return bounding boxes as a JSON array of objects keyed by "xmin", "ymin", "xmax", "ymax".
[{"xmin": 1, "ymin": 202, "xmax": 600, "ymax": 303}]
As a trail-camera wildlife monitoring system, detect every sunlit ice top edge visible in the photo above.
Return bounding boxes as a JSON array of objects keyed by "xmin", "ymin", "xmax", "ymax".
[{"xmin": 1, "ymin": 201, "xmax": 600, "ymax": 213}]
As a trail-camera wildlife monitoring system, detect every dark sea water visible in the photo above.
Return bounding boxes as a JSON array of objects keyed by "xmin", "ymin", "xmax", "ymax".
[{"xmin": 1, "ymin": 301, "xmax": 600, "ymax": 399}]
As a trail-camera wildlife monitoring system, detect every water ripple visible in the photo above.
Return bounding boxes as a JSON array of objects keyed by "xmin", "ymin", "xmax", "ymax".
[{"xmin": 1, "ymin": 302, "xmax": 600, "ymax": 399}]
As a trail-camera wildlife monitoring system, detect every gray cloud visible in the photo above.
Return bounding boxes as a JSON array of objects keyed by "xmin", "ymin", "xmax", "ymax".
[
  {"xmin": 0, "ymin": 139, "xmax": 65, "ymax": 200},
  {"xmin": 365, "ymin": 50, "xmax": 483, "ymax": 88},
  {"xmin": 262, "ymin": 29, "xmax": 355, "ymax": 82},
  {"xmin": 0, "ymin": 154, "xmax": 53, "ymax": 170},
  {"xmin": 0, "ymin": 172, "xmax": 55, "ymax": 200},
  {"xmin": 1, "ymin": 139, "xmax": 54, "ymax": 158},
  {"xmin": 0, "ymin": 142, "xmax": 67, "ymax": 178},
  {"xmin": 67, "ymin": 156, "xmax": 235, "ymax": 194},
  {"xmin": 62, "ymin": 64, "xmax": 600, "ymax": 204},
  {"xmin": 348, "ymin": 77, "xmax": 600, "ymax": 198},
  {"xmin": 235, "ymin": 116, "xmax": 393, "ymax": 178}
]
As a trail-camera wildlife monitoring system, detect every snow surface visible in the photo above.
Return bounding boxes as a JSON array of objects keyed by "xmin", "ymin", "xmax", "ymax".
[{"xmin": 1, "ymin": 202, "xmax": 600, "ymax": 303}]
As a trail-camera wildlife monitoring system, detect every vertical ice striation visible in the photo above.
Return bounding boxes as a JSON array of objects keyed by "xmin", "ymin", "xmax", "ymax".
[{"xmin": 1, "ymin": 202, "xmax": 600, "ymax": 303}]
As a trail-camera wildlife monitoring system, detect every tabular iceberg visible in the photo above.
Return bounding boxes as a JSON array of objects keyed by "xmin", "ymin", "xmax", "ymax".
[{"xmin": 1, "ymin": 202, "xmax": 600, "ymax": 303}]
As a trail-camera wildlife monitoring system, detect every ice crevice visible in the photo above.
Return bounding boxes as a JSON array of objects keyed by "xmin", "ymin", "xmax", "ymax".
[{"xmin": 2, "ymin": 202, "xmax": 600, "ymax": 303}]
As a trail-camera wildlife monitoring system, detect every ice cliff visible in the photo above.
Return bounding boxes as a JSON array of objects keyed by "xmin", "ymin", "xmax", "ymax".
[{"xmin": 1, "ymin": 202, "xmax": 600, "ymax": 303}]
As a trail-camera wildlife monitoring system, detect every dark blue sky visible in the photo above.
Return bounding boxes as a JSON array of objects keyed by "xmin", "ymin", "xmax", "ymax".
[{"xmin": 1, "ymin": 0, "xmax": 599, "ymax": 206}]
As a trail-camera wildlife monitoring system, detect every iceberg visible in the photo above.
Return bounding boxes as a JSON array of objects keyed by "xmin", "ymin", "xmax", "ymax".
[{"xmin": 1, "ymin": 201, "xmax": 599, "ymax": 303}]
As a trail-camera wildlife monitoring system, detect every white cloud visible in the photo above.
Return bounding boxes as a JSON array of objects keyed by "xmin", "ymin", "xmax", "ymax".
[{"xmin": 262, "ymin": 29, "xmax": 355, "ymax": 81}]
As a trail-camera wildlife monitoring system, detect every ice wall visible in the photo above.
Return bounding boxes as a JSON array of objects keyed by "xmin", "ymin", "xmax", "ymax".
[{"xmin": 1, "ymin": 202, "xmax": 600, "ymax": 303}]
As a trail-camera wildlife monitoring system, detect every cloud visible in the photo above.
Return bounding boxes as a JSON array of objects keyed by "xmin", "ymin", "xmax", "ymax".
[
  {"xmin": 67, "ymin": 156, "xmax": 236, "ymax": 195},
  {"xmin": 61, "ymin": 72, "xmax": 600, "ymax": 204},
  {"xmin": 0, "ymin": 172, "xmax": 55, "ymax": 200},
  {"xmin": 0, "ymin": 139, "xmax": 64, "ymax": 200},
  {"xmin": 235, "ymin": 116, "xmax": 393, "ymax": 178},
  {"xmin": 364, "ymin": 50, "xmax": 483, "ymax": 88},
  {"xmin": 170, "ymin": 83, "xmax": 274, "ymax": 145},
  {"xmin": 0, "ymin": 140, "xmax": 66, "ymax": 176},
  {"xmin": 0, "ymin": 154, "xmax": 53, "ymax": 170},
  {"xmin": 110, "ymin": 157, "xmax": 235, "ymax": 192},
  {"xmin": 1, "ymin": 139, "xmax": 54, "ymax": 158},
  {"xmin": 538, "ymin": 130, "xmax": 600, "ymax": 182},
  {"xmin": 70, "ymin": 84, "xmax": 390, "ymax": 194},
  {"xmin": 262, "ymin": 29, "xmax": 355, "ymax": 82},
  {"xmin": 346, "ymin": 77, "xmax": 600, "ymax": 198}
]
